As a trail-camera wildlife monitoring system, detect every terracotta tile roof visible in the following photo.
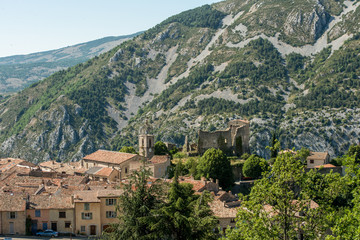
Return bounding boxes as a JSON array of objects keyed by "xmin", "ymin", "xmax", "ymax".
[
  {"xmin": 150, "ymin": 155, "xmax": 170, "ymax": 164},
  {"xmin": 165, "ymin": 177, "xmax": 206, "ymax": 192},
  {"xmin": 73, "ymin": 190, "xmax": 101, "ymax": 203},
  {"xmin": 94, "ymin": 167, "xmax": 116, "ymax": 177},
  {"xmin": 314, "ymin": 164, "xmax": 337, "ymax": 168},
  {"xmin": 83, "ymin": 150, "xmax": 138, "ymax": 164},
  {"xmin": 307, "ymin": 152, "xmax": 329, "ymax": 161},
  {"xmin": 210, "ymin": 199, "xmax": 240, "ymax": 218},
  {"xmin": 28, "ymin": 195, "xmax": 74, "ymax": 209},
  {"xmin": 0, "ymin": 193, "xmax": 27, "ymax": 211},
  {"xmin": 97, "ymin": 189, "xmax": 123, "ymax": 198}
]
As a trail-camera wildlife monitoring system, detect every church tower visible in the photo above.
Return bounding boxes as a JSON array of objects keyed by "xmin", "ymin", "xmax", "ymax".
[{"xmin": 139, "ymin": 121, "xmax": 154, "ymax": 159}]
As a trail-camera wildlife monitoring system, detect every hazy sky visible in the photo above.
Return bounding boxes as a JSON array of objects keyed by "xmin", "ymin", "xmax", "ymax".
[{"xmin": 0, "ymin": 0, "xmax": 221, "ymax": 58}]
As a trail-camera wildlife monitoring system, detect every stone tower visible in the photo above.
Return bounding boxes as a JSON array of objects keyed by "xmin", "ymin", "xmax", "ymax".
[{"xmin": 139, "ymin": 121, "xmax": 154, "ymax": 159}]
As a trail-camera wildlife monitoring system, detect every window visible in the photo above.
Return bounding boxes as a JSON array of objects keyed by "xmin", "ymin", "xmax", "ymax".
[
  {"xmin": 230, "ymin": 218, "xmax": 236, "ymax": 223},
  {"xmin": 80, "ymin": 226, "xmax": 86, "ymax": 232},
  {"xmin": 125, "ymin": 168, "xmax": 128, "ymax": 174},
  {"xmin": 106, "ymin": 211, "xmax": 117, "ymax": 218},
  {"xmin": 59, "ymin": 212, "xmax": 66, "ymax": 218},
  {"xmin": 149, "ymin": 139, "xmax": 151, "ymax": 147},
  {"xmin": 84, "ymin": 203, "xmax": 90, "ymax": 210},
  {"xmin": 35, "ymin": 210, "xmax": 41, "ymax": 217},
  {"xmin": 106, "ymin": 199, "xmax": 117, "ymax": 206},
  {"xmin": 9, "ymin": 212, "xmax": 16, "ymax": 219},
  {"xmin": 310, "ymin": 160, "xmax": 314, "ymax": 164},
  {"xmin": 65, "ymin": 222, "xmax": 71, "ymax": 228},
  {"xmin": 82, "ymin": 212, "xmax": 92, "ymax": 220}
]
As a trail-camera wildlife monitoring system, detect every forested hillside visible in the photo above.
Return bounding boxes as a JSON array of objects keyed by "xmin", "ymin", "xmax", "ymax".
[
  {"xmin": 0, "ymin": 0, "xmax": 359, "ymax": 162},
  {"xmin": 0, "ymin": 33, "xmax": 140, "ymax": 94}
]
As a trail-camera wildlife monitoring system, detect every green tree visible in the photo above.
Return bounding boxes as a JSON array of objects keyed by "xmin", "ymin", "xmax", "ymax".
[
  {"xmin": 295, "ymin": 147, "xmax": 310, "ymax": 164},
  {"xmin": 154, "ymin": 141, "xmax": 169, "ymax": 155},
  {"xmin": 225, "ymin": 152, "xmax": 327, "ymax": 240},
  {"xmin": 326, "ymin": 154, "xmax": 360, "ymax": 239},
  {"xmin": 107, "ymin": 163, "xmax": 165, "ymax": 240},
  {"xmin": 197, "ymin": 148, "xmax": 234, "ymax": 189},
  {"xmin": 119, "ymin": 146, "xmax": 137, "ymax": 154},
  {"xmin": 348, "ymin": 144, "xmax": 360, "ymax": 163},
  {"xmin": 270, "ymin": 132, "xmax": 279, "ymax": 158},
  {"xmin": 242, "ymin": 154, "xmax": 268, "ymax": 179},
  {"xmin": 150, "ymin": 168, "xmax": 218, "ymax": 240}
]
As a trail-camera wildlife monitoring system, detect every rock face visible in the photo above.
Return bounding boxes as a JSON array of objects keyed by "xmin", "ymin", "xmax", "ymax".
[
  {"xmin": 284, "ymin": 2, "xmax": 330, "ymax": 43},
  {"xmin": 0, "ymin": 102, "xmax": 95, "ymax": 163},
  {"xmin": 0, "ymin": 0, "xmax": 359, "ymax": 163}
]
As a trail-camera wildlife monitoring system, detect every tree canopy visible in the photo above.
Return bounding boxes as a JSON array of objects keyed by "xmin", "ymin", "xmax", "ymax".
[
  {"xmin": 197, "ymin": 148, "xmax": 234, "ymax": 189},
  {"xmin": 242, "ymin": 154, "xmax": 268, "ymax": 178},
  {"xmin": 119, "ymin": 146, "xmax": 137, "ymax": 154},
  {"xmin": 154, "ymin": 141, "xmax": 169, "ymax": 155}
]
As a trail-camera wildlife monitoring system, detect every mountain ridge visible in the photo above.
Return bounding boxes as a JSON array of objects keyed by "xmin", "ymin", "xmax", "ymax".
[
  {"xmin": 0, "ymin": 32, "xmax": 142, "ymax": 94},
  {"xmin": 0, "ymin": 0, "xmax": 359, "ymax": 162}
]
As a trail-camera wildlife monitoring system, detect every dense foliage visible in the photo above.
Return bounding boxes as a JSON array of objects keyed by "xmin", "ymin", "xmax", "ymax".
[
  {"xmin": 119, "ymin": 146, "xmax": 137, "ymax": 154},
  {"xmin": 149, "ymin": 169, "xmax": 218, "ymax": 240},
  {"xmin": 154, "ymin": 141, "xmax": 169, "ymax": 155},
  {"xmin": 242, "ymin": 154, "xmax": 268, "ymax": 178},
  {"xmin": 143, "ymin": 4, "xmax": 225, "ymax": 39},
  {"xmin": 107, "ymin": 164, "xmax": 165, "ymax": 240},
  {"xmin": 197, "ymin": 148, "xmax": 234, "ymax": 189}
]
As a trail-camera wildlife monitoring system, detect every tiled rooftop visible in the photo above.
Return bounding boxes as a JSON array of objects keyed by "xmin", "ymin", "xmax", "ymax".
[{"xmin": 83, "ymin": 150, "xmax": 137, "ymax": 164}]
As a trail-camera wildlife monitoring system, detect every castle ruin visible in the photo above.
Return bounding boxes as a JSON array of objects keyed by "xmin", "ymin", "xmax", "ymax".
[{"xmin": 198, "ymin": 119, "xmax": 250, "ymax": 156}]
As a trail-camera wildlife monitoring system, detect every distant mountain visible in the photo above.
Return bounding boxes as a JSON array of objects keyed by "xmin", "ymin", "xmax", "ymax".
[
  {"xmin": 0, "ymin": 33, "xmax": 141, "ymax": 94},
  {"xmin": 0, "ymin": 0, "xmax": 359, "ymax": 163}
]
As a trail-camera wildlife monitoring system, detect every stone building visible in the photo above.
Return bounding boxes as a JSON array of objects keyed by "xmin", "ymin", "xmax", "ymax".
[
  {"xmin": 138, "ymin": 122, "xmax": 154, "ymax": 159},
  {"xmin": 198, "ymin": 119, "xmax": 250, "ymax": 156}
]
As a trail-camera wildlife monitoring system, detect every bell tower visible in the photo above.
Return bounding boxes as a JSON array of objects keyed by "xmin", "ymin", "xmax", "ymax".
[{"xmin": 139, "ymin": 121, "xmax": 154, "ymax": 159}]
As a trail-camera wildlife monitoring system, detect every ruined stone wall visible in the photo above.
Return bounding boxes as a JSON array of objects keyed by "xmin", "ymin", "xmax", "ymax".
[
  {"xmin": 198, "ymin": 130, "xmax": 233, "ymax": 155},
  {"xmin": 198, "ymin": 120, "xmax": 250, "ymax": 156}
]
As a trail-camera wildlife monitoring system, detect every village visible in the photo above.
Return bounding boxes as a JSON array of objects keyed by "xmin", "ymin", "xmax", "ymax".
[{"xmin": 0, "ymin": 120, "xmax": 342, "ymax": 238}]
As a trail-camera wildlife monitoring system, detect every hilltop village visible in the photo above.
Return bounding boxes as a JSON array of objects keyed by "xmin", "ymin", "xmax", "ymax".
[{"xmin": 0, "ymin": 119, "xmax": 346, "ymax": 237}]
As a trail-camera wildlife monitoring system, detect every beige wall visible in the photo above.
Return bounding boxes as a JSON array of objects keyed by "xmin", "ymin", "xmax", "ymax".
[
  {"xmin": 75, "ymin": 202, "xmax": 101, "ymax": 236},
  {"xmin": 307, "ymin": 159, "xmax": 328, "ymax": 168},
  {"xmin": 99, "ymin": 197, "xmax": 119, "ymax": 231},
  {"xmin": 152, "ymin": 159, "xmax": 170, "ymax": 178},
  {"xmin": 49, "ymin": 209, "xmax": 74, "ymax": 234},
  {"xmin": 0, "ymin": 211, "xmax": 26, "ymax": 235}
]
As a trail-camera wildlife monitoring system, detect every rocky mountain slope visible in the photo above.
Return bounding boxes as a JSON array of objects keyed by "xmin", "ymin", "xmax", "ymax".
[
  {"xmin": 0, "ymin": 33, "xmax": 141, "ymax": 94},
  {"xmin": 0, "ymin": 0, "xmax": 359, "ymax": 163}
]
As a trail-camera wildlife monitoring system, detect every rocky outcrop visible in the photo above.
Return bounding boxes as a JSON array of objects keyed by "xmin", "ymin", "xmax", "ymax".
[
  {"xmin": 284, "ymin": 2, "xmax": 330, "ymax": 43},
  {"xmin": 0, "ymin": 103, "xmax": 95, "ymax": 162}
]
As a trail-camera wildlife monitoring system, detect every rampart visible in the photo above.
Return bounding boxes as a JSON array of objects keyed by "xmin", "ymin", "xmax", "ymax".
[{"xmin": 198, "ymin": 120, "xmax": 250, "ymax": 156}]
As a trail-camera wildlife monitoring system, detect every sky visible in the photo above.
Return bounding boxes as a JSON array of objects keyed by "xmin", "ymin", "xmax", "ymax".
[{"xmin": 0, "ymin": 0, "xmax": 222, "ymax": 58}]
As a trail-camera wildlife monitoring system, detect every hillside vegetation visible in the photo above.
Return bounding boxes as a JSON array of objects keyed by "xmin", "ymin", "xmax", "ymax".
[{"xmin": 0, "ymin": 0, "xmax": 360, "ymax": 162}]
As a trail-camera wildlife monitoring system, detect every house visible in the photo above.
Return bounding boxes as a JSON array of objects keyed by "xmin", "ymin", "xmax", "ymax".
[
  {"xmin": 307, "ymin": 152, "xmax": 330, "ymax": 168},
  {"xmin": 27, "ymin": 195, "xmax": 75, "ymax": 235},
  {"xmin": 149, "ymin": 155, "xmax": 171, "ymax": 178},
  {"xmin": 81, "ymin": 150, "xmax": 142, "ymax": 180},
  {"xmin": 210, "ymin": 191, "xmax": 241, "ymax": 231},
  {"xmin": 85, "ymin": 167, "xmax": 120, "ymax": 182},
  {"xmin": 0, "ymin": 193, "xmax": 27, "ymax": 235},
  {"xmin": 313, "ymin": 164, "xmax": 342, "ymax": 175},
  {"xmin": 74, "ymin": 189, "xmax": 123, "ymax": 236}
]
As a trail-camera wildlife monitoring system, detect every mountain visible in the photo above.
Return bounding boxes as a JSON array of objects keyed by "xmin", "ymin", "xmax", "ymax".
[
  {"xmin": 0, "ymin": 0, "xmax": 359, "ymax": 163},
  {"xmin": 0, "ymin": 33, "xmax": 141, "ymax": 94}
]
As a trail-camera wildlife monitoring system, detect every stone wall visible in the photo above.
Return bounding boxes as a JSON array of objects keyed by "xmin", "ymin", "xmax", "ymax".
[{"xmin": 198, "ymin": 120, "xmax": 250, "ymax": 156}]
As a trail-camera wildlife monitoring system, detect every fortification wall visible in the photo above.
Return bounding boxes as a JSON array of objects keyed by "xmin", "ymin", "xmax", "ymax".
[
  {"xmin": 198, "ymin": 120, "xmax": 250, "ymax": 156},
  {"xmin": 198, "ymin": 129, "xmax": 232, "ymax": 155}
]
